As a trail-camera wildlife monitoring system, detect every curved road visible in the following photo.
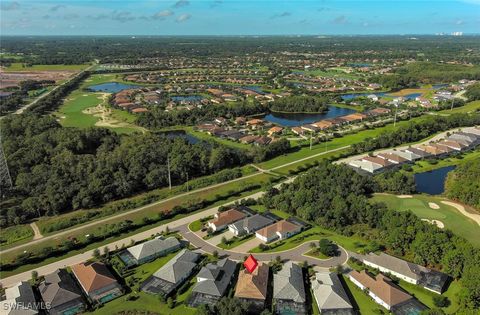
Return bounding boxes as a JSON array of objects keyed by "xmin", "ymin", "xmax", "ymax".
[{"xmin": 177, "ymin": 223, "xmax": 348, "ymax": 268}]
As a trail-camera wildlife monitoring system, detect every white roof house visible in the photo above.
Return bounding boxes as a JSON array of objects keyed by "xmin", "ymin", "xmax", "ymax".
[
  {"xmin": 349, "ymin": 159, "xmax": 383, "ymax": 173},
  {"xmin": 311, "ymin": 272, "xmax": 354, "ymax": 315}
]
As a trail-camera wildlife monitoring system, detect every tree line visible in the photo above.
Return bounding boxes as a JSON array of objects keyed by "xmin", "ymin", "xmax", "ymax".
[
  {"xmin": 262, "ymin": 162, "xmax": 480, "ymax": 311},
  {"xmin": 445, "ymin": 159, "xmax": 480, "ymax": 209}
]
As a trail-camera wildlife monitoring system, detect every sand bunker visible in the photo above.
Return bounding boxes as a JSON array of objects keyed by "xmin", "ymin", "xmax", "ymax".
[
  {"xmin": 422, "ymin": 219, "xmax": 445, "ymax": 229},
  {"xmin": 441, "ymin": 201, "xmax": 480, "ymax": 226},
  {"xmin": 397, "ymin": 195, "xmax": 413, "ymax": 199},
  {"xmin": 428, "ymin": 202, "xmax": 440, "ymax": 209}
]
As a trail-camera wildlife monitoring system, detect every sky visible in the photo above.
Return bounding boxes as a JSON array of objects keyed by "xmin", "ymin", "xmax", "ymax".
[{"xmin": 1, "ymin": 0, "xmax": 479, "ymax": 36}]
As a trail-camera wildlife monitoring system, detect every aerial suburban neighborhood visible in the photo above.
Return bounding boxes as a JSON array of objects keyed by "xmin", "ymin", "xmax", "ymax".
[{"xmin": 1, "ymin": 1, "xmax": 480, "ymax": 315}]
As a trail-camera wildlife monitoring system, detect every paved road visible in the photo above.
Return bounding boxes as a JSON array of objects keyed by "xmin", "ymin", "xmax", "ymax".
[{"xmin": 178, "ymin": 223, "xmax": 348, "ymax": 267}]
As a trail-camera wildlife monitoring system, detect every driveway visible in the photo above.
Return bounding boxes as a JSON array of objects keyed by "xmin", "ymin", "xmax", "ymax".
[
  {"xmin": 230, "ymin": 237, "xmax": 263, "ymax": 253},
  {"xmin": 205, "ymin": 230, "xmax": 235, "ymax": 246}
]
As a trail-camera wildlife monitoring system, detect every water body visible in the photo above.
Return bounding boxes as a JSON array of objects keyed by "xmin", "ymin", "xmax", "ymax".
[
  {"xmin": 432, "ymin": 83, "xmax": 449, "ymax": 90},
  {"xmin": 87, "ymin": 82, "xmax": 141, "ymax": 93},
  {"xmin": 171, "ymin": 95, "xmax": 204, "ymax": 102},
  {"xmin": 263, "ymin": 105, "xmax": 356, "ymax": 127},
  {"xmin": 243, "ymin": 85, "xmax": 265, "ymax": 94},
  {"xmin": 415, "ymin": 165, "xmax": 456, "ymax": 195},
  {"xmin": 341, "ymin": 92, "xmax": 421, "ymax": 101},
  {"xmin": 348, "ymin": 63, "xmax": 371, "ymax": 67},
  {"xmin": 159, "ymin": 130, "xmax": 200, "ymax": 144}
]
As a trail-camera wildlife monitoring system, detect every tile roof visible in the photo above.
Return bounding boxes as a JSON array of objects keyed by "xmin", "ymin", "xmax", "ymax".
[
  {"xmin": 235, "ymin": 262, "xmax": 269, "ymax": 300},
  {"xmin": 256, "ymin": 220, "xmax": 300, "ymax": 239},
  {"xmin": 193, "ymin": 258, "xmax": 237, "ymax": 297},
  {"xmin": 71, "ymin": 262, "xmax": 118, "ymax": 293},
  {"xmin": 229, "ymin": 214, "xmax": 274, "ymax": 234},
  {"xmin": 210, "ymin": 209, "xmax": 246, "ymax": 227},
  {"xmin": 311, "ymin": 272, "xmax": 353, "ymax": 312},
  {"xmin": 39, "ymin": 269, "xmax": 83, "ymax": 309},
  {"xmin": 127, "ymin": 236, "xmax": 180, "ymax": 261},
  {"xmin": 273, "ymin": 262, "xmax": 306, "ymax": 303},
  {"xmin": 1, "ymin": 281, "xmax": 38, "ymax": 314},
  {"xmin": 153, "ymin": 249, "xmax": 201, "ymax": 284},
  {"xmin": 349, "ymin": 270, "xmax": 412, "ymax": 307}
]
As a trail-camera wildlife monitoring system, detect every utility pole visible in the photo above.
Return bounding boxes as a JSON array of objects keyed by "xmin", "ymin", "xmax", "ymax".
[
  {"xmin": 450, "ymin": 98, "xmax": 455, "ymax": 111},
  {"xmin": 186, "ymin": 171, "xmax": 189, "ymax": 192},
  {"xmin": 0, "ymin": 133, "xmax": 12, "ymax": 190},
  {"xmin": 167, "ymin": 156, "xmax": 172, "ymax": 190},
  {"xmin": 310, "ymin": 133, "xmax": 313, "ymax": 150}
]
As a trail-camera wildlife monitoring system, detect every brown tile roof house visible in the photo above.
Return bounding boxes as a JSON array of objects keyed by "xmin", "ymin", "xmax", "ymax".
[
  {"xmin": 131, "ymin": 107, "xmax": 149, "ymax": 113},
  {"xmin": 437, "ymin": 140, "xmax": 468, "ymax": 151},
  {"xmin": 268, "ymin": 126, "xmax": 284, "ymax": 136},
  {"xmin": 312, "ymin": 120, "xmax": 333, "ymax": 130},
  {"xmin": 246, "ymin": 118, "xmax": 264, "ymax": 126},
  {"xmin": 207, "ymin": 209, "xmax": 246, "ymax": 232},
  {"xmin": 362, "ymin": 156, "xmax": 394, "ymax": 167},
  {"xmin": 341, "ymin": 113, "xmax": 367, "ymax": 123},
  {"xmin": 254, "ymin": 136, "xmax": 272, "ymax": 146},
  {"xmin": 234, "ymin": 263, "xmax": 269, "ymax": 311},
  {"xmin": 377, "ymin": 153, "xmax": 408, "ymax": 164},
  {"xmin": 348, "ymin": 270, "xmax": 413, "ymax": 310},
  {"xmin": 240, "ymin": 135, "xmax": 259, "ymax": 144},
  {"xmin": 368, "ymin": 107, "xmax": 391, "ymax": 116},
  {"xmin": 71, "ymin": 262, "xmax": 123, "ymax": 304},
  {"xmin": 418, "ymin": 144, "xmax": 448, "ymax": 156},
  {"xmin": 291, "ymin": 126, "xmax": 306, "ymax": 136},
  {"xmin": 255, "ymin": 220, "xmax": 302, "ymax": 243}
]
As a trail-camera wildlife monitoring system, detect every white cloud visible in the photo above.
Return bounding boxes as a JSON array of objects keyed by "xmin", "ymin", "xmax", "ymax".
[{"xmin": 176, "ymin": 13, "xmax": 191, "ymax": 22}]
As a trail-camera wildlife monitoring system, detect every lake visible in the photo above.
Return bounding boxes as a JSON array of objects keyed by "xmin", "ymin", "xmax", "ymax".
[
  {"xmin": 159, "ymin": 130, "xmax": 200, "ymax": 144},
  {"xmin": 263, "ymin": 105, "xmax": 356, "ymax": 127},
  {"xmin": 87, "ymin": 82, "xmax": 141, "ymax": 93},
  {"xmin": 243, "ymin": 85, "xmax": 265, "ymax": 94},
  {"xmin": 415, "ymin": 165, "xmax": 456, "ymax": 195},
  {"xmin": 171, "ymin": 95, "xmax": 204, "ymax": 102}
]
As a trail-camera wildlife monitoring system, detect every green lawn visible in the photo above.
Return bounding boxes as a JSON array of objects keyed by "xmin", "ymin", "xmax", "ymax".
[
  {"xmin": 409, "ymin": 149, "xmax": 480, "ymax": 173},
  {"xmin": 0, "ymin": 225, "xmax": 33, "ymax": 249},
  {"xmin": 91, "ymin": 251, "xmax": 197, "ymax": 315},
  {"xmin": 249, "ymin": 226, "xmax": 370, "ymax": 253},
  {"xmin": 217, "ymin": 234, "xmax": 254, "ymax": 250},
  {"xmin": 438, "ymin": 100, "xmax": 480, "ymax": 115},
  {"xmin": 188, "ymin": 219, "xmax": 204, "ymax": 232},
  {"xmin": 305, "ymin": 248, "xmax": 329, "ymax": 260},
  {"xmin": 371, "ymin": 194, "xmax": 480, "ymax": 246},
  {"xmin": 185, "ymin": 127, "xmax": 251, "ymax": 150},
  {"xmin": 342, "ymin": 275, "xmax": 384, "ymax": 314},
  {"xmin": 4, "ymin": 63, "xmax": 91, "ymax": 71}
]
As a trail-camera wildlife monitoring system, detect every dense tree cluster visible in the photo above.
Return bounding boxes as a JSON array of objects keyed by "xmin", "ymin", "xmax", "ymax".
[
  {"xmin": 137, "ymin": 101, "xmax": 268, "ymax": 129},
  {"xmin": 465, "ymin": 83, "xmax": 480, "ymax": 102},
  {"xmin": 268, "ymin": 95, "xmax": 329, "ymax": 113},
  {"xmin": 263, "ymin": 162, "xmax": 480, "ymax": 311},
  {"xmin": 445, "ymin": 160, "xmax": 480, "ymax": 209},
  {"xmin": 0, "ymin": 114, "xmax": 247, "ymax": 227},
  {"xmin": 350, "ymin": 113, "xmax": 480, "ymax": 154},
  {"xmin": 373, "ymin": 170, "xmax": 416, "ymax": 194}
]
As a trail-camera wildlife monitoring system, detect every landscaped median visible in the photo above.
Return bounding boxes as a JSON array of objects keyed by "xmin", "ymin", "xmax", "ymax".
[{"xmin": 217, "ymin": 234, "xmax": 254, "ymax": 250}]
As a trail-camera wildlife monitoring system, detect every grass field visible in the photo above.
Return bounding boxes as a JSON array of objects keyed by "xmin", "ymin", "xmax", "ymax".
[
  {"xmin": 342, "ymin": 275, "xmax": 383, "ymax": 314},
  {"xmin": 371, "ymin": 194, "xmax": 480, "ymax": 246},
  {"xmin": 217, "ymin": 234, "xmax": 255, "ymax": 250},
  {"xmin": 0, "ymin": 225, "xmax": 33, "ymax": 249},
  {"xmin": 91, "ymin": 251, "xmax": 196, "ymax": 315},
  {"xmin": 409, "ymin": 149, "xmax": 480, "ymax": 173},
  {"xmin": 249, "ymin": 226, "xmax": 370, "ymax": 253},
  {"xmin": 438, "ymin": 100, "xmax": 480, "ymax": 115},
  {"xmin": 185, "ymin": 127, "xmax": 252, "ymax": 150},
  {"xmin": 4, "ymin": 63, "xmax": 90, "ymax": 71}
]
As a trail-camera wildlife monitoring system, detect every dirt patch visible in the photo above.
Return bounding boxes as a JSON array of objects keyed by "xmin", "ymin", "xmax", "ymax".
[
  {"xmin": 397, "ymin": 195, "xmax": 413, "ymax": 199},
  {"xmin": 441, "ymin": 201, "xmax": 480, "ymax": 226},
  {"xmin": 421, "ymin": 219, "xmax": 445, "ymax": 229},
  {"xmin": 428, "ymin": 202, "xmax": 440, "ymax": 209}
]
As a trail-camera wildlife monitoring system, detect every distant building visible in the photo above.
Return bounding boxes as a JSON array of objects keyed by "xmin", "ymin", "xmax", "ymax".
[
  {"xmin": 140, "ymin": 249, "xmax": 201, "ymax": 296},
  {"xmin": 311, "ymin": 272, "xmax": 354, "ymax": 315},
  {"xmin": 121, "ymin": 236, "xmax": 181, "ymax": 266},
  {"xmin": 188, "ymin": 258, "xmax": 237, "ymax": 307},
  {"xmin": 71, "ymin": 262, "xmax": 123, "ymax": 304},
  {"xmin": 0, "ymin": 281, "xmax": 38, "ymax": 315},
  {"xmin": 234, "ymin": 262, "xmax": 270, "ymax": 312},
  {"xmin": 273, "ymin": 262, "xmax": 307, "ymax": 315},
  {"xmin": 39, "ymin": 269, "xmax": 86, "ymax": 315}
]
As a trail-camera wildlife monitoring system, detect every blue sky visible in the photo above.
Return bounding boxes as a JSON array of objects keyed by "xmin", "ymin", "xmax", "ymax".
[{"xmin": 1, "ymin": 0, "xmax": 479, "ymax": 35}]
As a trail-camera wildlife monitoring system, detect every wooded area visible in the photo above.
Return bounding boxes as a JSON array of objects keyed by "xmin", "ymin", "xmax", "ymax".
[{"xmin": 445, "ymin": 159, "xmax": 480, "ymax": 209}]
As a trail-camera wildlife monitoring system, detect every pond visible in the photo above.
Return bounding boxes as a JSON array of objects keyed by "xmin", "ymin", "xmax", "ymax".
[
  {"xmin": 243, "ymin": 85, "xmax": 265, "ymax": 94},
  {"xmin": 159, "ymin": 130, "xmax": 200, "ymax": 144},
  {"xmin": 87, "ymin": 82, "xmax": 141, "ymax": 93},
  {"xmin": 263, "ymin": 105, "xmax": 356, "ymax": 127},
  {"xmin": 171, "ymin": 95, "xmax": 204, "ymax": 102},
  {"xmin": 432, "ymin": 83, "xmax": 449, "ymax": 90},
  {"xmin": 415, "ymin": 165, "xmax": 456, "ymax": 195}
]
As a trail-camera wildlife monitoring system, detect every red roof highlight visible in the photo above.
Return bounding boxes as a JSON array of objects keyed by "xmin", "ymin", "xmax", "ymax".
[{"xmin": 244, "ymin": 254, "xmax": 258, "ymax": 273}]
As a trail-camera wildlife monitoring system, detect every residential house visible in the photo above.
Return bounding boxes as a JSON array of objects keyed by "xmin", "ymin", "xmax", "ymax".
[
  {"xmin": 291, "ymin": 127, "xmax": 306, "ymax": 136},
  {"xmin": 273, "ymin": 262, "xmax": 307, "ymax": 315},
  {"xmin": 448, "ymin": 132, "xmax": 479, "ymax": 146},
  {"xmin": 367, "ymin": 108, "xmax": 391, "ymax": 116},
  {"xmin": 418, "ymin": 144, "xmax": 448, "ymax": 156},
  {"xmin": 228, "ymin": 214, "xmax": 275, "ymax": 236},
  {"xmin": 234, "ymin": 263, "xmax": 269, "ymax": 312},
  {"xmin": 268, "ymin": 126, "xmax": 284, "ymax": 136},
  {"xmin": 348, "ymin": 270, "xmax": 427, "ymax": 314},
  {"xmin": 437, "ymin": 140, "xmax": 467, "ymax": 151},
  {"xmin": 208, "ymin": 209, "xmax": 247, "ymax": 232},
  {"xmin": 71, "ymin": 262, "xmax": 123, "ymax": 304},
  {"xmin": 311, "ymin": 272, "xmax": 354, "ymax": 315},
  {"xmin": 348, "ymin": 159, "xmax": 383, "ymax": 174},
  {"xmin": 404, "ymin": 147, "xmax": 431, "ymax": 158},
  {"xmin": 301, "ymin": 124, "xmax": 320, "ymax": 133},
  {"xmin": 256, "ymin": 220, "xmax": 302, "ymax": 243},
  {"xmin": 215, "ymin": 117, "xmax": 227, "ymax": 125},
  {"xmin": 361, "ymin": 156, "xmax": 394, "ymax": 168},
  {"xmin": 341, "ymin": 113, "xmax": 367, "ymax": 124},
  {"xmin": 246, "ymin": 119, "xmax": 264, "ymax": 129},
  {"xmin": 354, "ymin": 252, "xmax": 449, "ymax": 294},
  {"xmin": 122, "ymin": 236, "xmax": 181, "ymax": 266},
  {"xmin": 254, "ymin": 136, "xmax": 272, "ymax": 146},
  {"xmin": 312, "ymin": 120, "xmax": 334, "ymax": 130},
  {"xmin": 0, "ymin": 281, "xmax": 38, "ymax": 315},
  {"xmin": 140, "ymin": 249, "xmax": 201, "ymax": 296},
  {"xmin": 235, "ymin": 117, "xmax": 246, "ymax": 125},
  {"xmin": 376, "ymin": 152, "xmax": 408, "ymax": 164},
  {"xmin": 240, "ymin": 135, "xmax": 259, "ymax": 144},
  {"xmin": 39, "ymin": 269, "xmax": 86, "ymax": 315},
  {"xmin": 188, "ymin": 259, "xmax": 237, "ymax": 307},
  {"xmin": 394, "ymin": 149, "xmax": 422, "ymax": 161}
]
